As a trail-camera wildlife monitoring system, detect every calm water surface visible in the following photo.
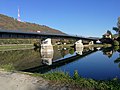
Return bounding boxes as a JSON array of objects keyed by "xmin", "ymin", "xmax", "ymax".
[{"xmin": 0, "ymin": 46, "xmax": 120, "ymax": 80}]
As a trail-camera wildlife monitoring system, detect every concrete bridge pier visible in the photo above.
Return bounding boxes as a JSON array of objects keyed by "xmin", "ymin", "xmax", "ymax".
[
  {"xmin": 41, "ymin": 38, "xmax": 53, "ymax": 46},
  {"xmin": 89, "ymin": 41, "xmax": 94, "ymax": 45},
  {"xmin": 40, "ymin": 38, "xmax": 54, "ymax": 65},
  {"xmin": 75, "ymin": 40, "xmax": 84, "ymax": 55},
  {"xmin": 75, "ymin": 40, "xmax": 84, "ymax": 47}
]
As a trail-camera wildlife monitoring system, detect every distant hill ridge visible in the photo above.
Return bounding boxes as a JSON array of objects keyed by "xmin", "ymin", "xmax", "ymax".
[{"xmin": 0, "ymin": 14, "xmax": 65, "ymax": 34}]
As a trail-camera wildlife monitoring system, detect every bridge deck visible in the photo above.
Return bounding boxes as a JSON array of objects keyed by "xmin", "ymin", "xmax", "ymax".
[{"xmin": 0, "ymin": 30, "xmax": 99, "ymax": 41}]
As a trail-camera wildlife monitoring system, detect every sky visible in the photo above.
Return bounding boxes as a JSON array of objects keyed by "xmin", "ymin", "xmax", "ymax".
[{"xmin": 0, "ymin": 0, "xmax": 120, "ymax": 37}]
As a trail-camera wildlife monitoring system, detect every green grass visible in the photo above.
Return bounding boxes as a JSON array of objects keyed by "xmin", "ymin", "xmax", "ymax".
[
  {"xmin": 29, "ymin": 71, "xmax": 120, "ymax": 90},
  {"xmin": 0, "ymin": 63, "xmax": 15, "ymax": 71},
  {"xmin": 87, "ymin": 44, "xmax": 112, "ymax": 48},
  {"xmin": 0, "ymin": 44, "xmax": 33, "ymax": 51}
]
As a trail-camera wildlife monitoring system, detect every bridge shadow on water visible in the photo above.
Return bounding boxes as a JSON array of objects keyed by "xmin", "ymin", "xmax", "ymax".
[{"xmin": 22, "ymin": 49, "xmax": 97, "ymax": 74}]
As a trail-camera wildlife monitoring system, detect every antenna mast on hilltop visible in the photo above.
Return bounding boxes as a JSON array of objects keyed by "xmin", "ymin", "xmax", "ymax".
[{"xmin": 17, "ymin": 7, "xmax": 21, "ymax": 21}]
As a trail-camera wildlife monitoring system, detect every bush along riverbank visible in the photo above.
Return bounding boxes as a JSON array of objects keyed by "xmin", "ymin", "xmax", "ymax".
[{"xmin": 31, "ymin": 71, "xmax": 120, "ymax": 90}]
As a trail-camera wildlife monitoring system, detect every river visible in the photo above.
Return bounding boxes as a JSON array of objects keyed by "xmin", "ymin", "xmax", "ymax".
[{"xmin": 0, "ymin": 45, "xmax": 120, "ymax": 80}]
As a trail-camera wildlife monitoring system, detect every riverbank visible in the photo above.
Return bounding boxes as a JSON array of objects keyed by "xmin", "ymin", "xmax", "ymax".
[
  {"xmin": 0, "ymin": 70, "xmax": 48, "ymax": 90},
  {"xmin": 0, "ymin": 70, "xmax": 120, "ymax": 90},
  {"xmin": 0, "ymin": 70, "xmax": 86, "ymax": 90},
  {"xmin": 0, "ymin": 44, "xmax": 34, "ymax": 51},
  {"xmin": 0, "ymin": 70, "xmax": 68, "ymax": 90}
]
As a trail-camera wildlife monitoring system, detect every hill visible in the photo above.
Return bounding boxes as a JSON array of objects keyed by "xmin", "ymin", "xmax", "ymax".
[{"xmin": 0, "ymin": 14, "xmax": 65, "ymax": 34}]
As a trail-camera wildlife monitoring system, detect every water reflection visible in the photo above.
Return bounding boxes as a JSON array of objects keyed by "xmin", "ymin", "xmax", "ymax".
[
  {"xmin": 101, "ymin": 46, "xmax": 120, "ymax": 68},
  {"xmin": 23, "ymin": 45, "xmax": 97, "ymax": 74},
  {"xmin": 1, "ymin": 44, "xmax": 120, "ymax": 80},
  {"xmin": 88, "ymin": 46, "xmax": 94, "ymax": 51},
  {"xmin": 41, "ymin": 45, "xmax": 54, "ymax": 65},
  {"xmin": 102, "ymin": 46, "xmax": 120, "ymax": 58},
  {"xmin": 114, "ymin": 57, "xmax": 120, "ymax": 68},
  {"xmin": 75, "ymin": 46, "xmax": 84, "ymax": 55},
  {"xmin": 113, "ymin": 46, "xmax": 120, "ymax": 68},
  {"xmin": 59, "ymin": 48, "xmax": 69, "ymax": 58},
  {"xmin": 69, "ymin": 48, "xmax": 74, "ymax": 55}
]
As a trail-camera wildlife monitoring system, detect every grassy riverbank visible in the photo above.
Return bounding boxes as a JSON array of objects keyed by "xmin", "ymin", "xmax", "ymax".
[
  {"xmin": 84, "ymin": 44, "xmax": 112, "ymax": 48},
  {"xmin": 0, "ymin": 44, "xmax": 34, "ymax": 51},
  {"xmin": 1, "ymin": 67, "xmax": 120, "ymax": 90},
  {"xmin": 30, "ymin": 71, "xmax": 120, "ymax": 90}
]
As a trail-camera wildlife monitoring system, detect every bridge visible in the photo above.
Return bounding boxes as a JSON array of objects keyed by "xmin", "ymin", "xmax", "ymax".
[
  {"xmin": 0, "ymin": 30, "xmax": 99, "ymax": 40},
  {"xmin": 0, "ymin": 30, "xmax": 100, "ymax": 45}
]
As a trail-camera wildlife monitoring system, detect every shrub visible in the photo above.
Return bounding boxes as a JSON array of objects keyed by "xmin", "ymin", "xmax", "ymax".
[{"xmin": 113, "ymin": 40, "xmax": 119, "ymax": 46}]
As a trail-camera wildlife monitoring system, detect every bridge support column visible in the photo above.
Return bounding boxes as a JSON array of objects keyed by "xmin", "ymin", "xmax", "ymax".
[
  {"xmin": 75, "ymin": 40, "xmax": 84, "ymax": 47},
  {"xmin": 89, "ymin": 41, "xmax": 94, "ymax": 45},
  {"xmin": 40, "ymin": 38, "xmax": 54, "ymax": 65},
  {"xmin": 75, "ymin": 40, "xmax": 84, "ymax": 55},
  {"xmin": 41, "ymin": 38, "xmax": 52, "ymax": 45}
]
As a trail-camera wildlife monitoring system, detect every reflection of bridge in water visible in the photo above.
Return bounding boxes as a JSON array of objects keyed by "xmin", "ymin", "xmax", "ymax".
[{"xmin": 22, "ymin": 48, "xmax": 97, "ymax": 73}]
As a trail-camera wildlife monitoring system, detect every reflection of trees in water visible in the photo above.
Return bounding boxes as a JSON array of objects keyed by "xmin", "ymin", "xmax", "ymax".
[
  {"xmin": 102, "ymin": 46, "xmax": 120, "ymax": 68},
  {"xmin": 113, "ymin": 46, "xmax": 120, "ymax": 68},
  {"xmin": 60, "ymin": 48, "xmax": 69, "ymax": 58},
  {"xmin": 69, "ymin": 48, "xmax": 75, "ymax": 55},
  {"xmin": 114, "ymin": 57, "xmax": 120, "ymax": 68},
  {"xmin": 102, "ymin": 47, "xmax": 114, "ymax": 58},
  {"xmin": 102, "ymin": 46, "xmax": 120, "ymax": 57},
  {"xmin": 0, "ymin": 49, "xmax": 40, "ymax": 70}
]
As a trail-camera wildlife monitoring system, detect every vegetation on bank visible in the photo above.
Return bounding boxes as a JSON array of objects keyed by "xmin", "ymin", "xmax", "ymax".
[
  {"xmin": 30, "ymin": 71, "xmax": 120, "ymax": 90},
  {"xmin": 0, "ymin": 39, "xmax": 38, "ymax": 45},
  {"xmin": 0, "ymin": 44, "xmax": 33, "ymax": 51}
]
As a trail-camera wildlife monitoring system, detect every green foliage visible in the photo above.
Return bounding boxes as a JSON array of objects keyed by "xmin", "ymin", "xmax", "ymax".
[
  {"xmin": 114, "ymin": 46, "xmax": 119, "ymax": 51},
  {"xmin": 103, "ymin": 44, "xmax": 112, "ymax": 48},
  {"xmin": 0, "ymin": 63, "xmax": 15, "ymax": 71},
  {"xmin": 0, "ymin": 44, "xmax": 33, "ymax": 51},
  {"xmin": 0, "ymin": 49, "xmax": 40, "ymax": 70},
  {"xmin": 0, "ymin": 39, "xmax": 36, "ymax": 45},
  {"xmin": 34, "ymin": 71, "xmax": 120, "ymax": 90},
  {"xmin": 69, "ymin": 48, "xmax": 74, "ymax": 55},
  {"xmin": 33, "ymin": 42, "xmax": 40, "ymax": 48},
  {"xmin": 40, "ymin": 71, "xmax": 71, "ymax": 81},
  {"xmin": 113, "ymin": 40, "xmax": 119, "ymax": 46},
  {"xmin": 113, "ymin": 17, "xmax": 120, "ymax": 35},
  {"xmin": 107, "ymin": 30, "xmax": 112, "ymax": 35},
  {"xmin": 73, "ymin": 70, "xmax": 80, "ymax": 80},
  {"xmin": 113, "ymin": 27, "xmax": 119, "ymax": 33}
]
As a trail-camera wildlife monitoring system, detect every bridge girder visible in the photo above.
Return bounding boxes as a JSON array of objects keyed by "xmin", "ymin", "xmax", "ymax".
[{"xmin": 0, "ymin": 30, "xmax": 98, "ymax": 42}]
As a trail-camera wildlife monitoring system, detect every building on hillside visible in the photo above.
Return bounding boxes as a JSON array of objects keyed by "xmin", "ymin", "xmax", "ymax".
[{"xmin": 103, "ymin": 33, "xmax": 112, "ymax": 39}]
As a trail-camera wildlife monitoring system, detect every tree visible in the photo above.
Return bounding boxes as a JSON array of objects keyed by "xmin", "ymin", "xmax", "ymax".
[
  {"xmin": 112, "ymin": 17, "xmax": 120, "ymax": 42},
  {"xmin": 117, "ymin": 17, "xmax": 120, "ymax": 28},
  {"xmin": 113, "ymin": 27, "xmax": 119, "ymax": 34},
  {"xmin": 107, "ymin": 30, "xmax": 112, "ymax": 35},
  {"xmin": 113, "ymin": 17, "xmax": 120, "ymax": 34}
]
